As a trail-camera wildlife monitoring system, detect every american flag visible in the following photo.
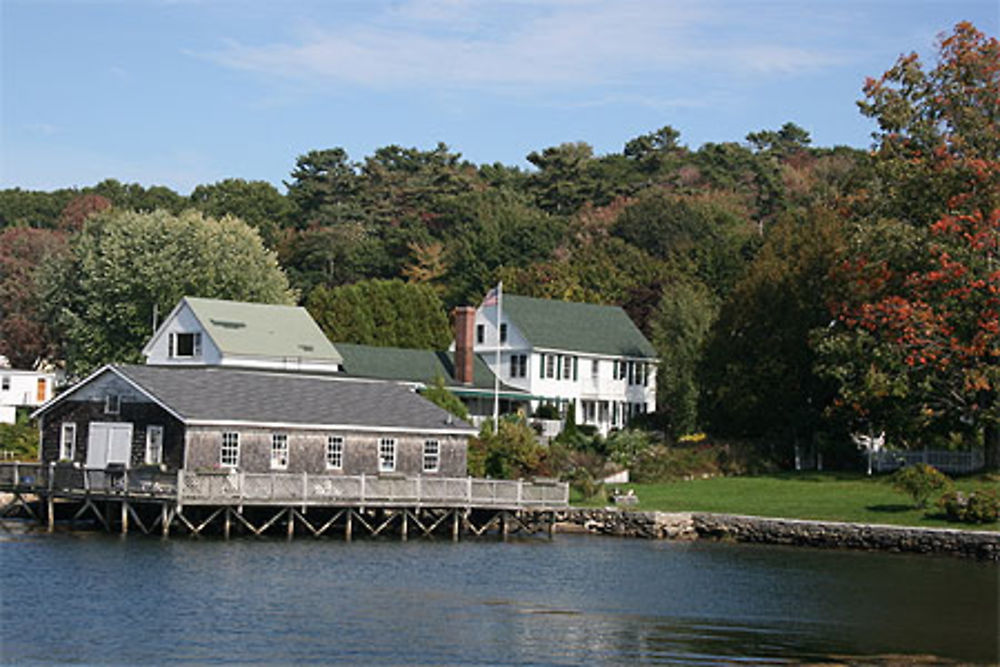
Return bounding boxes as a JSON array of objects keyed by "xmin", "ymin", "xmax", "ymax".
[{"xmin": 482, "ymin": 284, "xmax": 501, "ymax": 307}]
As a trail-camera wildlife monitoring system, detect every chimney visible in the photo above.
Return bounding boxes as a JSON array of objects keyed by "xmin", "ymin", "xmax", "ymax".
[{"xmin": 452, "ymin": 306, "xmax": 476, "ymax": 385}]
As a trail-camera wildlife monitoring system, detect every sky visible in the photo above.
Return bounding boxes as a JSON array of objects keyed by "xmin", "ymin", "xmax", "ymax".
[{"xmin": 1, "ymin": 0, "xmax": 997, "ymax": 195}]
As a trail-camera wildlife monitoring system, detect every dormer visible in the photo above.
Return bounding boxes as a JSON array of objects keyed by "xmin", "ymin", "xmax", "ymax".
[{"xmin": 143, "ymin": 297, "xmax": 343, "ymax": 374}]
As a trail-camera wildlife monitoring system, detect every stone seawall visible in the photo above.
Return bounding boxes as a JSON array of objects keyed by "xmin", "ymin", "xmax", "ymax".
[{"xmin": 554, "ymin": 508, "xmax": 1000, "ymax": 561}]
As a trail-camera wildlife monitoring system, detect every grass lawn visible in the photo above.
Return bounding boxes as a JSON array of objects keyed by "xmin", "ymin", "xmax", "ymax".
[{"xmin": 573, "ymin": 472, "xmax": 1000, "ymax": 531}]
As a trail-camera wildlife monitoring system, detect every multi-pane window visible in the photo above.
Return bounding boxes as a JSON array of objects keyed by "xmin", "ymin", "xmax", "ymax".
[
  {"xmin": 562, "ymin": 356, "xmax": 573, "ymax": 380},
  {"xmin": 509, "ymin": 354, "xmax": 527, "ymax": 378},
  {"xmin": 476, "ymin": 324, "xmax": 485, "ymax": 344},
  {"xmin": 145, "ymin": 425, "xmax": 164, "ymax": 465},
  {"xmin": 499, "ymin": 323, "xmax": 508, "ymax": 343},
  {"xmin": 271, "ymin": 434, "xmax": 289, "ymax": 470},
  {"xmin": 105, "ymin": 394, "xmax": 120, "ymax": 415},
  {"xmin": 545, "ymin": 355, "xmax": 555, "ymax": 379},
  {"xmin": 591, "ymin": 359, "xmax": 599, "ymax": 377},
  {"xmin": 379, "ymin": 438, "xmax": 396, "ymax": 472},
  {"xmin": 220, "ymin": 432, "xmax": 240, "ymax": 467},
  {"xmin": 423, "ymin": 440, "xmax": 440, "ymax": 472},
  {"xmin": 326, "ymin": 436, "xmax": 344, "ymax": 470},
  {"xmin": 171, "ymin": 332, "xmax": 202, "ymax": 358},
  {"xmin": 60, "ymin": 422, "xmax": 76, "ymax": 461}
]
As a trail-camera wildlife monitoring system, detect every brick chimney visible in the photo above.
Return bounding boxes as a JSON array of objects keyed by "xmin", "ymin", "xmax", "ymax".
[{"xmin": 452, "ymin": 306, "xmax": 476, "ymax": 385}]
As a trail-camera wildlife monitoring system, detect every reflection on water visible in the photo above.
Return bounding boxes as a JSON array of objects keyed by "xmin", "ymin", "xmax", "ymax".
[{"xmin": 1, "ymin": 524, "xmax": 997, "ymax": 664}]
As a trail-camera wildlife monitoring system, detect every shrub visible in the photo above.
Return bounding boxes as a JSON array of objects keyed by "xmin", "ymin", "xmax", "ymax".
[
  {"xmin": 606, "ymin": 429, "xmax": 653, "ymax": 468},
  {"xmin": 533, "ymin": 403, "xmax": 560, "ymax": 420},
  {"xmin": 939, "ymin": 490, "xmax": 1000, "ymax": 524},
  {"xmin": 632, "ymin": 444, "xmax": 721, "ymax": 483},
  {"xmin": 891, "ymin": 463, "xmax": 952, "ymax": 508}
]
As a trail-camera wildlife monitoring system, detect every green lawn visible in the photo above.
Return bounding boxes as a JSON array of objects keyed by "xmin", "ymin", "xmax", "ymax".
[{"xmin": 575, "ymin": 472, "xmax": 1000, "ymax": 530}]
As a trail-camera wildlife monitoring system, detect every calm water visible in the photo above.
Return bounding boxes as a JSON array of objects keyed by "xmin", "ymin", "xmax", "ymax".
[{"xmin": 1, "ymin": 526, "xmax": 997, "ymax": 664}]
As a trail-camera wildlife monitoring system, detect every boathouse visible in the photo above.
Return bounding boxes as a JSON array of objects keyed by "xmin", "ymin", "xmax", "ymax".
[{"xmin": 33, "ymin": 364, "xmax": 474, "ymax": 477}]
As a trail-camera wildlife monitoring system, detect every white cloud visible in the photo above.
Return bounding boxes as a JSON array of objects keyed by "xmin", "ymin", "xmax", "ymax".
[{"xmin": 197, "ymin": 0, "xmax": 847, "ymax": 95}]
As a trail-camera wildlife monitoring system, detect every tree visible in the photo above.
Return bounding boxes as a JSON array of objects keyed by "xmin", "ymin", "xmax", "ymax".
[
  {"xmin": 306, "ymin": 279, "xmax": 451, "ymax": 349},
  {"xmin": 189, "ymin": 179, "xmax": 293, "ymax": 247},
  {"xmin": 0, "ymin": 227, "xmax": 68, "ymax": 367},
  {"xmin": 420, "ymin": 375, "xmax": 469, "ymax": 421},
  {"xmin": 650, "ymin": 280, "xmax": 719, "ymax": 437},
  {"xmin": 285, "ymin": 148, "xmax": 365, "ymax": 228},
  {"xmin": 40, "ymin": 209, "xmax": 295, "ymax": 376},
  {"xmin": 702, "ymin": 208, "xmax": 848, "ymax": 451},
  {"xmin": 817, "ymin": 23, "xmax": 1000, "ymax": 469},
  {"xmin": 56, "ymin": 193, "xmax": 111, "ymax": 231}
]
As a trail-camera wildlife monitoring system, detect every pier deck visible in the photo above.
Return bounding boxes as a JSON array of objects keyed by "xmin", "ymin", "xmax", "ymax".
[{"xmin": 0, "ymin": 462, "xmax": 569, "ymax": 540}]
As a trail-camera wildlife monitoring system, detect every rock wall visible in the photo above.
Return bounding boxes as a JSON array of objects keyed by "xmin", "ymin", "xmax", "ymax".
[{"xmin": 555, "ymin": 508, "xmax": 1000, "ymax": 560}]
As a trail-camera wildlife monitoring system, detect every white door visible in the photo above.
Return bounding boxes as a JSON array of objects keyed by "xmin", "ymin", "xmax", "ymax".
[{"xmin": 86, "ymin": 422, "xmax": 134, "ymax": 468}]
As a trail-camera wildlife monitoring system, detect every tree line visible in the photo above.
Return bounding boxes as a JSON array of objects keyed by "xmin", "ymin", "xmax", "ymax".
[{"xmin": 1, "ymin": 23, "xmax": 996, "ymax": 469}]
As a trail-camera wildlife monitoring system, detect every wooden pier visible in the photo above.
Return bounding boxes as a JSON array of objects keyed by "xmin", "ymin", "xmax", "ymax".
[{"xmin": 0, "ymin": 462, "xmax": 569, "ymax": 540}]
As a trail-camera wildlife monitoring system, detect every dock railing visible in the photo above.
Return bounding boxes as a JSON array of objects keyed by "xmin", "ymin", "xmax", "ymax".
[{"xmin": 0, "ymin": 463, "xmax": 570, "ymax": 509}]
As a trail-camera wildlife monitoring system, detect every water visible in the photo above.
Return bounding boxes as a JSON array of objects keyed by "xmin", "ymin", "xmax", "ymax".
[{"xmin": 1, "ymin": 526, "xmax": 997, "ymax": 664}]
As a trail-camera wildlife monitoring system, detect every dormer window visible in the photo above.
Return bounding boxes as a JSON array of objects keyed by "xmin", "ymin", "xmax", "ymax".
[
  {"xmin": 170, "ymin": 332, "xmax": 202, "ymax": 359},
  {"xmin": 105, "ymin": 394, "xmax": 120, "ymax": 415}
]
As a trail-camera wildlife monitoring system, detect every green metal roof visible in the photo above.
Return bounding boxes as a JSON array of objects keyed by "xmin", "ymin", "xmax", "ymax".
[
  {"xmin": 502, "ymin": 294, "xmax": 657, "ymax": 358},
  {"xmin": 335, "ymin": 342, "xmax": 522, "ymax": 393},
  {"xmin": 184, "ymin": 297, "xmax": 343, "ymax": 364}
]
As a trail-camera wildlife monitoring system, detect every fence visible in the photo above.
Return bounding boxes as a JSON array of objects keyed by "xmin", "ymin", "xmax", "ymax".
[
  {"xmin": 871, "ymin": 449, "xmax": 985, "ymax": 474},
  {"xmin": 0, "ymin": 462, "xmax": 570, "ymax": 509}
]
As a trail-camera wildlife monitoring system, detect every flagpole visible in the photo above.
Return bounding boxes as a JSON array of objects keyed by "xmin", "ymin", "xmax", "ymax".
[{"xmin": 493, "ymin": 281, "xmax": 502, "ymax": 430}]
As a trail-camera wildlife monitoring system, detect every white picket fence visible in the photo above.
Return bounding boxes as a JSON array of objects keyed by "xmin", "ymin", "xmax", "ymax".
[{"xmin": 871, "ymin": 448, "xmax": 984, "ymax": 474}]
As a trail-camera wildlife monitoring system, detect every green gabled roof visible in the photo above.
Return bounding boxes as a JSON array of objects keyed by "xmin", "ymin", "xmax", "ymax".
[
  {"xmin": 335, "ymin": 343, "xmax": 505, "ymax": 390},
  {"xmin": 502, "ymin": 294, "xmax": 656, "ymax": 358},
  {"xmin": 184, "ymin": 297, "xmax": 343, "ymax": 364}
]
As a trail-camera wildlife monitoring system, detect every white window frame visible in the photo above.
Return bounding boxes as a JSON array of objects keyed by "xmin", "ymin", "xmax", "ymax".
[
  {"xmin": 105, "ymin": 394, "xmax": 121, "ymax": 415},
  {"xmin": 326, "ymin": 435, "xmax": 344, "ymax": 470},
  {"xmin": 378, "ymin": 438, "xmax": 396, "ymax": 473},
  {"xmin": 171, "ymin": 332, "xmax": 202, "ymax": 359},
  {"xmin": 145, "ymin": 425, "xmax": 164, "ymax": 465},
  {"xmin": 220, "ymin": 432, "xmax": 240, "ymax": 468},
  {"xmin": 270, "ymin": 433, "xmax": 289, "ymax": 470},
  {"xmin": 545, "ymin": 355, "xmax": 555, "ymax": 379},
  {"xmin": 423, "ymin": 439, "xmax": 440, "ymax": 473},
  {"xmin": 60, "ymin": 422, "xmax": 76, "ymax": 461}
]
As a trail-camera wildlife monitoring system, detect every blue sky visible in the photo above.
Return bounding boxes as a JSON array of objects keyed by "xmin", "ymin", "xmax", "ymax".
[{"xmin": 2, "ymin": 0, "xmax": 996, "ymax": 194}]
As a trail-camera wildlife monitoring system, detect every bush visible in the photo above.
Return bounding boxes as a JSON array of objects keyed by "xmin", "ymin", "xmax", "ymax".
[
  {"xmin": 632, "ymin": 444, "xmax": 721, "ymax": 483},
  {"xmin": 606, "ymin": 429, "xmax": 653, "ymax": 468},
  {"xmin": 891, "ymin": 463, "xmax": 952, "ymax": 508},
  {"xmin": 938, "ymin": 490, "xmax": 1000, "ymax": 524},
  {"xmin": 533, "ymin": 403, "xmax": 560, "ymax": 420},
  {"xmin": 0, "ymin": 416, "xmax": 38, "ymax": 460}
]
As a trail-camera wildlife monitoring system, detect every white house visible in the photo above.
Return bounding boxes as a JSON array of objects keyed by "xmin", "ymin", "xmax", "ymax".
[
  {"xmin": 455, "ymin": 294, "xmax": 658, "ymax": 435},
  {"xmin": 143, "ymin": 296, "xmax": 344, "ymax": 374},
  {"xmin": 0, "ymin": 368, "xmax": 56, "ymax": 424}
]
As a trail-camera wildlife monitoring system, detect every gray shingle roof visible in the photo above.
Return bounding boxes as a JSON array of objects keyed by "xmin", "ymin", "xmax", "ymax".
[
  {"xmin": 501, "ymin": 294, "xmax": 656, "ymax": 358},
  {"xmin": 114, "ymin": 365, "xmax": 473, "ymax": 433}
]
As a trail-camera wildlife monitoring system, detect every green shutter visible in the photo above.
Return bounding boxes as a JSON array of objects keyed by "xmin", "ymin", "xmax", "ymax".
[
  {"xmin": 540, "ymin": 354, "xmax": 545, "ymax": 378},
  {"xmin": 572, "ymin": 356, "xmax": 578, "ymax": 381}
]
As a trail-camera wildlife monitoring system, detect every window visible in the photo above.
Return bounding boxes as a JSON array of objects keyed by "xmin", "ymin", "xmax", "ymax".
[
  {"xmin": 499, "ymin": 323, "xmax": 507, "ymax": 343},
  {"xmin": 476, "ymin": 324, "xmax": 485, "ymax": 344},
  {"xmin": 326, "ymin": 435, "xmax": 343, "ymax": 470},
  {"xmin": 591, "ymin": 359, "xmax": 599, "ymax": 377},
  {"xmin": 509, "ymin": 354, "xmax": 527, "ymax": 378},
  {"xmin": 379, "ymin": 438, "xmax": 396, "ymax": 472},
  {"xmin": 423, "ymin": 440, "xmax": 440, "ymax": 472},
  {"xmin": 562, "ymin": 356, "xmax": 573, "ymax": 380},
  {"xmin": 1, "ymin": 376, "xmax": 9, "ymax": 391},
  {"xmin": 545, "ymin": 355, "xmax": 555, "ymax": 379},
  {"xmin": 145, "ymin": 426, "xmax": 164, "ymax": 465},
  {"xmin": 171, "ymin": 332, "xmax": 202, "ymax": 358},
  {"xmin": 220, "ymin": 432, "xmax": 240, "ymax": 467},
  {"xmin": 60, "ymin": 423, "xmax": 76, "ymax": 461},
  {"xmin": 105, "ymin": 394, "xmax": 120, "ymax": 415},
  {"xmin": 271, "ymin": 434, "xmax": 289, "ymax": 470},
  {"xmin": 36, "ymin": 378, "xmax": 47, "ymax": 402}
]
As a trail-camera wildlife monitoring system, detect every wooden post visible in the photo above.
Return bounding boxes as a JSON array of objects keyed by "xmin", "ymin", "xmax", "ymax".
[
  {"xmin": 223, "ymin": 507, "xmax": 231, "ymax": 540},
  {"xmin": 345, "ymin": 509, "xmax": 353, "ymax": 542},
  {"xmin": 452, "ymin": 509, "xmax": 460, "ymax": 542},
  {"xmin": 46, "ymin": 495, "xmax": 55, "ymax": 532},
  {"xmin": 548, "ymin": 511, "xmax": 556, "ymax": 540},
  {"xmin": 161, "ymin": 503, "xmax": 170, "ymax": 538},
  {"xmin": 120, "ymin": 501, "xmax": 128, "ymax": 536},
  {"xmin": 287, "ymin": 507, "xmax": 295, "ymax": 540},
  {"xmin": 401, "ymin": 509, "xmax": 408, "ymax": 542},
  {"xmin": 501, "ymin": 511, "xmax": 509, "ymax": 541}
]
